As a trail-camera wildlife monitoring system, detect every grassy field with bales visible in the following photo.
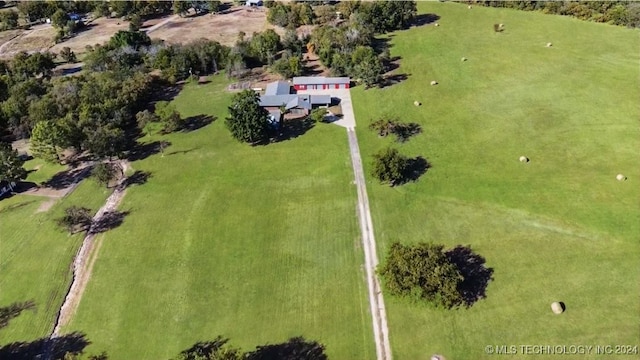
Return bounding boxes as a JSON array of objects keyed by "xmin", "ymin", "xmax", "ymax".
[
  {"xmin": 352, "ymin": 2, "xmax": 639, "ymax": 359},
  {"xmin": 63, "ymin": 76, "xmax": 375, "ymax": 359}
]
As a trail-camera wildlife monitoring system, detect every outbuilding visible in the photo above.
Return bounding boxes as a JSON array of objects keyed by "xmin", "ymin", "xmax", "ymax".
[{"xmin": 292, "ymin": 77, "xmax": 350, "ymax": 90}]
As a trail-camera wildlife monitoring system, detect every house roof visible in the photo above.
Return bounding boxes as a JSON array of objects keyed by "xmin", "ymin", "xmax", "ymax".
[
  {"xmin": 292, "ymin": 77, "xmax": 350, "ymax": 85},
  {"xmin": 259, "ymin": 94, "xmax": 297, "ymax": 108},
  {"xmin": 265, "ymin": 81, "xmax": 291, "ymax": 96},
  {"xmin": 309, "ymin": 95, "xmax": 331, "ymax": 104}
]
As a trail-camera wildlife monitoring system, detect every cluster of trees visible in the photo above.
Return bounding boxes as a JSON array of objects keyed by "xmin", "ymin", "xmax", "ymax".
[
  {"xmin": 266, "ymin": 1, "xmax": 315, "ymax": 28},
  {"xmin": 378, "ymin": 242, "xmax": 465, "ymax": 308},
  {"xmin": 369, "ymin": 117, "xmax": 426, "ymax": 186},
  {"xmin": 304, "ymin": 1, "xmax": 417, "ymax": 88},
  {"xmin": 173, "ymin": 336, "xmax": 327, "ymax": 360},
  {"xmin": 474, "ymin": 1, "xmax": 640, "ymax": 28}
]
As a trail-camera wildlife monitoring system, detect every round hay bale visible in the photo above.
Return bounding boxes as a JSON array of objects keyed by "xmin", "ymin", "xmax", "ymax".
[
  {"xmin": 461, "ymin": 57, "xmax": 467, "ymax": 62},
  {"xmin": 546, "ymin": 42, "xmax": 553, "ymax": 47},
  {"xmin": 430, "ymin": 80, "xmax": 438, "ymax": 86},
  {"xmin": 468, "ymin": 5, "xmax": 472, "ymax": 9},
  {"xmin": 551, "ymin": 301, "xmax": 565, "ymax": 314},
  {"xmin": 616, "ymin": 174, "xmax": 626, "ymax": 181},
  {"xmin": 434, "ymin": 22, "xmax": 440, "ymax": 27},
  {"xmin": 414, "ymin": 101, "xmax": 421, "ymax": 106},
  {"xmin": 519, "ymin": 156, "xmax": 529, "ymax": 163}
]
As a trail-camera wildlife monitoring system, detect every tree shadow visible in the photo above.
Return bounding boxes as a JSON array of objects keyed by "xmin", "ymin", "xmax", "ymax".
[
  {"xmin": 271, "ymin": 117, "xmax": 315, "ymax": 143},
  {"xmin": 41, "ymin": 167, "xmax": 92, "ymax": 190},
  {"xmin": 398, "ymin": 156, "xmax": 430, "ymax": 185},
  {"xmin": 0, "ymin": 332, "xmax": 89, "ymax": 360},
  {"xmin": 178, "ymin": 337, "xmax": 234, "ymax": 359},
  {"xmin": 0, "ymin": 300, "xmax": 35, "ymax": 329},
  {"xmin": 445, "ymin": 245, "xmax": 494, "ymax": 307},
  {"xmin": 90, "ymin": 210, "xmax": 130, "ymax": 234},
  {"xmin": 413, "ymin": 13, "xmax": 440, "ymax": 27},
  {"xmin": 182, "ymin": 115, "xmax": 216, "ymax": 132},
  {"xmin": 125, "ymin": 140, "xmax": 171, "ymax": 161},
  {"xmin": 125, "ymin": 170, "xmax": 151, "ymax": 187},
  {"xmin": 380, "ymin": 73, "xmax": 410, "ymax": 88},
  {"xmin": 394, "ymin": 122, "xmax": 422, "ymax": 143},
  {"xmin": 246, "ymin": 337, "xmax": 328, "ymax": 360}
]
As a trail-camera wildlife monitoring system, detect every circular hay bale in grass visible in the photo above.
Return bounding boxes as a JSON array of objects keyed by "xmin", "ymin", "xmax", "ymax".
[
  {"xmin": 616, "ymin": 174, "xmax": 627, "ymax": 181},
  {"xmin": 546, "ymin": 42, "xmax": 553, "ymax": 47},
  {"xmin": 414, "ymin": 101, "xmax": 421, "ymax": 106},
  {"xmin": 519, "ymin": 156, "xmax": 529, "ymax": 163},
  {"xmin": 434, "ymin": 22, "xmax": 439, "ymax": 27},
  {"xmin": 551, "ymin": 301, "xmax": 565, "ymax": 314},
  {"xmin": 431, "ymin": 355, "xmax": 445, "ymax": 360},
  {"xmin": 461, "ymin": 57, "xmax": 467, "ymax": 62},
  {"xmin": 430, "ymin": 80, "xmax": 438, "ymax": 86},
  {"xmin": 499, "ymin": 23, "xmax": 504, "ymax": 28},
  {"xmin": 468, "ymin": 5, "xmax": 472, "ymax": 9}
]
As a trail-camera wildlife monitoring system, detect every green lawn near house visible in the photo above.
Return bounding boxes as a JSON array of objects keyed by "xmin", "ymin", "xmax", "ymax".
[{"xmin": 64, "ymin": 77, "xmax": 375, "ymax": 359}]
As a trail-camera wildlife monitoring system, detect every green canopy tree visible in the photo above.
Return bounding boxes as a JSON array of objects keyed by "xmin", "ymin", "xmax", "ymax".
[
  {"xmin": 371, "ymin": 147, "xmax": 407, "ymax": 186},
  {"xmin": 57, "ymin": 206, "xmax": 93, "ymax": 234},
  {"xmin": 378, "ymin": 242, "xmax": 464, "ymax": 308},
  {"xmin": 92, "ymin": 162, "xmax": 120, "ymax": 188},
  {"xmin": 225, "ymin": 90, "xmax": 270, "ymax": 144},
  {"xmin": 30, "ymin": 120, "xmax": 67, "ymax": 163},
  {"xmin": 0, "ymin": 141, "xmax": 27, "ymax": 182}
]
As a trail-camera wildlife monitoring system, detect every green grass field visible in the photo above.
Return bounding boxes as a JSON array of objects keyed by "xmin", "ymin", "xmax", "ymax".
[
  {"xmin": 64, "ymin": 77, "xmax": 375, "ymax": 359},
  {"xmin": 0, "ymin": 180, "xmax": 112, "ymax": 343},
  {"xmin": 351, "ymin": 2, "xmax": 639, "ymax": 359}
]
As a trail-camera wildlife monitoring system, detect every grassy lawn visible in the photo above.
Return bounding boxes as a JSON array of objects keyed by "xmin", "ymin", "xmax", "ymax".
[
  {"xmin": 351, "ymin": 2, "xmax": 639, "ymax": 360},
  {"xmin": 65, "ymin": 77, "xmax": 375, "ymax": 359},
  {"xmin": 0, "ymin": 180, "xmax": 112, "ymax": 343}
]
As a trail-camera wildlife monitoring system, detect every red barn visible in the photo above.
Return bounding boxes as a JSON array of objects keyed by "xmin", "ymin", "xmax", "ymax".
[{"xmin": 292, "ymin": 77, "xmax": 350, "ymax": 91}]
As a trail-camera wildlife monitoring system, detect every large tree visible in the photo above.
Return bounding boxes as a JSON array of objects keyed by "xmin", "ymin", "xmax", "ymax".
[
  {"xmin": 30, "ymin": 120, "xmax": 67, "ymax": 164},
  {"xmin": 57, "ymin": 206, "xmax": 93, "ymax": 234},
  {"xmin": 225, "ymin": 90, "xmax": 270, "ymax": 144},
  {"xmin": 0, "ymin": 141, "xmax": 27, "ymax": 182},
  {"xmin": 378, "ymin": 242, "xmax": 464, "ymax": 308},
  {"xmin": 92, "ymin": 162, "xmax": 120, "ymax": 188},
  {"xmin": 371, "ymin": 147, "xmax": 407, "ymax": 186}
]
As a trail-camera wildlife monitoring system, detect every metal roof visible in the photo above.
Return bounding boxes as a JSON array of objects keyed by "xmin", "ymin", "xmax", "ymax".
[
  {"xmin": 292, "ymin": 77, "xmax": 350, "ymax": 85},
  {"xmin": 264, "ymin": 81, "xmax": 291, "ymax": 96},
  {"xmin": 259, "ymin": 95, "xmax": 297, "ymax": 107}
]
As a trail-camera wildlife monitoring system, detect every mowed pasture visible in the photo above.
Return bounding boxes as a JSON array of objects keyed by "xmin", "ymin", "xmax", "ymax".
[
  {"xmin": 352, "ymin": 2, "xmax": 639, "ymax": 360},
  {"xmin": 65, "ymin": 77, "xmax": 375, "ymax": 359},
  {"xmin": 0, "ymin": 180, "xmax": 111, "ymax": 343}
]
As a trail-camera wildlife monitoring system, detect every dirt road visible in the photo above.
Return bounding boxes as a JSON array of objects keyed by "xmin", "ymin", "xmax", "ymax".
[{"xmin": 347, "ymin": 128, "xmax": 393, "ymax": 360}]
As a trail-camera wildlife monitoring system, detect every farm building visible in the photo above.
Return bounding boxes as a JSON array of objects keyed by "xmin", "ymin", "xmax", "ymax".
[
  {"xmin": 292, "ymin": 77, "xmax": 350, "ymax": 90},
  {"xmin": 259, "ymin": 81, "xmax": 331, "ymax": 117}
]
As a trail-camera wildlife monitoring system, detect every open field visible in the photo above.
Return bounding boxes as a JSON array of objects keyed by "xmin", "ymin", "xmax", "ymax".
[
  {"xmin": 49, "ymin": 17, "xmax": 129, "ymax": 56},
  {"xmin": 64, "ymin": 76, "xmax": 375, "ymax": 359},
  {"xmin": 352, "ymin": 2, "xmax": 640, "ymax": 359},
  {"xmin": 148, "ymin": 6, "xmax": 279, "ymax": 46},
  {"xmin": 0, "ymin": 180, "xmax": 112, "ymax": 343}
]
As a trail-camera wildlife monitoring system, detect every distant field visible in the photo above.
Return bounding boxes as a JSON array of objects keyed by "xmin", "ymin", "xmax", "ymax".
[
  {"xmin": 0, "ymin": 180, "xmax": 112, "ymax": 343},
  {"xmin": 352, "ymin": 2, "xmax": 639, "ymax": 360},
  {"xmin": 65, "ymin": 76, "xmax": 375, "ymax": 359}
]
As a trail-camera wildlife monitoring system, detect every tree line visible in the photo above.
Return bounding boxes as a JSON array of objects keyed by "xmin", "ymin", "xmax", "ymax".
[{"xmin": 471, "ymin": 1, "xmax": 640, "ymax": 28}]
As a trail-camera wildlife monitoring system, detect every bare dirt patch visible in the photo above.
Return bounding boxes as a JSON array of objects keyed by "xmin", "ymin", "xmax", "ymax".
[
  {"xmin": 36, "ymin": 198, "xmax": 57, "ymax": 213},
  {"xmin": 149, "ymin": 6, "xmax": 281, "ymax": 46},
  {"xmin": 0, "ymin": 24, "xmax": 55, "ymax": 59},
  {"xmin": 50, "ymin": 17, "xmax": 130, "ymax": 56}
]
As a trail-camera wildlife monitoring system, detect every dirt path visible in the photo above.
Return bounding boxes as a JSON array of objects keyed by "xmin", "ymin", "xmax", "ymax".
[
  {"xmin": 48, "ymin": 160, "xmax": 130, "ymax": 342},
  {"xmin": 144, "ymin": 14, "xmax": 180, "ymax": 34},
  {"xmin": 347, "ymin": 128, "xmax": 392, "ymax": 360}
]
